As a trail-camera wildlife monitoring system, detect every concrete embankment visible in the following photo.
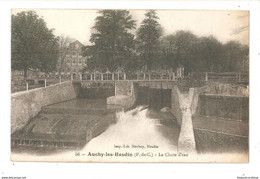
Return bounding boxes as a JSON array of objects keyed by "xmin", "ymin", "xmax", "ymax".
[
  {"xmin": 171, "ymin": 87, "xmax": 197, "ymax": 153},
  {"xmin": 170, "ymin": 82, "xmax": 249, "ymax": 154},
  {"xmin": 107, "ymin": 81, "xmax": 138, "ymax": 109},
  {"xmin": 11, "ymin": 81, "xmax": 78, "ymax": 134},
  {"xmin": 192, "ymin": 82, "xmax": 249, "ymax": 153}
]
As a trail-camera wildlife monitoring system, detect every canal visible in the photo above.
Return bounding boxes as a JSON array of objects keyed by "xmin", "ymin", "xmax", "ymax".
[{"xmin": 11, "ymin": 86, "xmax": 181, "ymax": 160}]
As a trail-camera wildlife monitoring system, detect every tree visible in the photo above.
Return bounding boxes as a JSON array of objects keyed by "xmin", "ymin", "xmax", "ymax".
[
  {"xmin": 57, "ymin": 35, "xmax": 73, "ymax": 76},
  {"xmin": 83, "ymin": 10, "xmax": 136, "ymax": 71},
  {"xmin": 158, "ymin": 31, "xmax": 248, "ymax": 73},
  {"xmin": 193, "ymin": 36, "xmax": 224, "ymax": 72},
  {"xmin": 11, "ymin": 11, "xmax": 59, "ymax": 80},
  {"xmin": 136, "ymin": 10, "xmax": 162, "ymax": 71}
]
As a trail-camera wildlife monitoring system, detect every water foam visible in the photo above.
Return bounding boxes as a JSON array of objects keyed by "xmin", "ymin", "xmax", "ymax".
[
  {"xmin": 12, "ymin": 106, "xmax": 178, "ymax": 162},
  {"xmin": 11, "ymin": 106, "xmax": 248, "ymax": 162}
]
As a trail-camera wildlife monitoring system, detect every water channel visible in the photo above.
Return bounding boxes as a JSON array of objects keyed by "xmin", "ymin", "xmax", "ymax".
[{"xmin": 11, "ymin": 86, "xmax": 181, "ymax": 161}]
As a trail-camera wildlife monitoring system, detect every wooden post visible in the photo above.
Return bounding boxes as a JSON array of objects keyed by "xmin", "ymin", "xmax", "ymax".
[
  {"xmin": 205, "ymin": 72, "xmax": 208, "ymax": 82},
  {"xmin": 26, "ymin": 83, "xmax": 28, "ymax": 91},
  {"xmin": 44, "ymin": 79, "xmax": 47, "ymax": 87},
  {"xmin": 90, "ymin": 73, "xmax": 93, "ymax": 81},
  {"xmin": 144, "ymin": 73, "xmax": 146, "ymax": 80},
  {"xmin": 101, "ymin": 74, "xmax": 103, "ymax": 81},
  {"xmin": 80, "ymin": 74, "xmax": 82, "ymax": 81},
  {"xmin": 94, "ymin": 73, "xmax": 96, "ymax": 81},
  {"xmin": 172, "ymin": 72, "xmax": 175, "ymax": 81},
  {"xmin": 71, "ymin": 74, "xmax": 73, "ymax": 81},
  {"xmin": 59, "ymin": 75, "xmax": 61, "ymax": 83},
  {"xmin": 112, "ymin": 73, "xmax": 114, "ymax": 80},
  {"xmin": 124, "ymin": 73, "xmax": 126, "ymax": 80},
  {"xmin": 149, "ymin": 73, "xmax": 151, "ymax": 80}
]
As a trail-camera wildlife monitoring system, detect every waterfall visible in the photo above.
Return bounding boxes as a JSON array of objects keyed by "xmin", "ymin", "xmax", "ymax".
[{"xmin": 12, "ymin": 106, "xmax": 178, "ymax": 162}]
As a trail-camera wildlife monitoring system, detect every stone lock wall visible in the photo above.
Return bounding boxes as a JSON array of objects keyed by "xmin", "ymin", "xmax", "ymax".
[
  {"xmin": 107, "ymin": 81, "xmax": 137, "ymax": 109},
  {"xmin": 115, "ymin": 81, "xmax": 133, "ymax": 96},
  {"xmin": 11, "ymin": 81, "xmax": 77, "ymax": 134},
  {"xmin": 171, "ymin": 86, "xmax": 197, "ymax": 153}
]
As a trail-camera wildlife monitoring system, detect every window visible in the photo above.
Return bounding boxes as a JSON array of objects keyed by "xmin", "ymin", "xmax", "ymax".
[
  {"xmin": 73, "ymin": 69, "xmax": 76, "ymax": 72},
  {"xmin": 73, "ymin": 59, "xmax": 76, "ymax": 64},
  {"xmin": 79, "ymin": 60, "xmax": 82, "ymax": 63}
]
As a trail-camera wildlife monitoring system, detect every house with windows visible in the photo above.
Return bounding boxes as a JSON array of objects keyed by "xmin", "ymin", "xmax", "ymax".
[{"xmin": 58, "ymin": 40, "xmax": 88, "ymax": 79}]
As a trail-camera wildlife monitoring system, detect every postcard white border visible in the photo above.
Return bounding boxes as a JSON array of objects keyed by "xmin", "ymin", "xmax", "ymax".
[{"xmin": 1, "ymin": 1, "xmax": 260, "ymax": 179}]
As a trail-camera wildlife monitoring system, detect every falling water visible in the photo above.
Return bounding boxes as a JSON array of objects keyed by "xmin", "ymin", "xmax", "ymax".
[
  {"xmin": 12, "ymin": 106, "xmax": 178, "ymax": 162},
  {"xmin": 11, "ymin": 105, "xmax": 248, "ymax": 162}
]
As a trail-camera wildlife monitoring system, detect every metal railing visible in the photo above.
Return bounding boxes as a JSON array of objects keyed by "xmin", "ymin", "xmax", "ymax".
[
  {"xmin": 80, "ymin": 72, "xmax": 178, "ymax": 81},
  {"xmin": 188, "ymin": 72, "xmax": 249, "ymax": 83},
  {"xmin": 11, "ymin": 77, "xmax": 71, "ymax": 93}
]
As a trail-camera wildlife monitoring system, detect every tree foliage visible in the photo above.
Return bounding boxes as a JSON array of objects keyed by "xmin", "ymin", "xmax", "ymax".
[
  {"xmin": 83, "ymin": 10, "xmax": 248, "ymax": 74},
  {"xmin": 57, "ymin": 35, "xmax": 74, "ymax": 75},
  {"xmin": 11, "ymin": 11, "xmax": 59, "ymax": 80},
  {"xmin": 83, "ymin": 10, "xmax": 136, "ymax": 71},
  {"xmin": 159, "ymin": 30, "xmax": 249, "ymax": 74},
  {"xmin": 136, "ymin": 10, "xmax": 163, "ymax": 71}
]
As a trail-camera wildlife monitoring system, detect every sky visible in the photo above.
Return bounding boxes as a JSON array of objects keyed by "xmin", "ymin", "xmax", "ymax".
[{"xmin": 11, "ymin": 9, "xmax": 249, "ymax": 46}]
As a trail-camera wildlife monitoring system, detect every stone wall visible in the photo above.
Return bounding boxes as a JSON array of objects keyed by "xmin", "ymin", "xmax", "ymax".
[
  {"xmin": 171, "ymin": 87, "xmax": 197, "ymax": 153},
  {"xmin": 171, "ymin": 86, "xmax": 183, "ymax": 125},
  {"xmin": 194, "ymin": 82, "xmax": 249, "ymax": 121},
  {"xmin": 107, "ymin": 81, "xmax": 137, "ymax": 109},
  {"xmin": 203, "ymin": 82, "xmax": 249, "ymax": 96},
  {"xmin": 192, "ymin": 82, "xmax": 249, "ymax": 153},
  {"xmin": 11, "ymin": 81, "xmax": 77, "ymax": 134},
  {"xmin": 198, "ymin": 94, "xmax": 249, "ymax": 121},
  {"xmin": 194, "ymin": 129, "xmax": 248, "ymax": 153},
  {"xmin": 115, "ymin": 81, "xmax": 132, "ymax": 96}
]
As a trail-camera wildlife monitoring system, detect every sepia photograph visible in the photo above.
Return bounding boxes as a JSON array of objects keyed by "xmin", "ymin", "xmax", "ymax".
[{"xmin": 10, "ymin": 8, "xmax": 249, "ymax": 163}]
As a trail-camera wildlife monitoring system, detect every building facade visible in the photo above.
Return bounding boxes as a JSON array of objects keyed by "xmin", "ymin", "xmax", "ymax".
[{"xmin": 58, "ymin": 40, "xmax": 87, "ymax": 79}]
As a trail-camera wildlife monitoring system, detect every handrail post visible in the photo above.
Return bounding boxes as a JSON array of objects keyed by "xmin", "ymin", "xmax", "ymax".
[
  {"xmin": 26, "ymin": 82, "xmax": 28, "ymax": 91},
  {"xmin": 80, "ymin": 74, "xmax": 82, "ymax": 81},
  {"xmin": 205, "ymin": 72, "xmax": 208, "ymax": 82}
]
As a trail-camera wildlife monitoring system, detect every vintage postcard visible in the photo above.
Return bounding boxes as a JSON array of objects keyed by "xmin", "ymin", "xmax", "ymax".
[{"xmin": 10, "ymin": 9, "xmax": 249, "ymax": 163}]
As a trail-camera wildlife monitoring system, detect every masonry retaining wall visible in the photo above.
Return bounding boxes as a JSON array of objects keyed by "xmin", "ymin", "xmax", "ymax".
[
  {"xmin": 11, "ymin": 81, "xmax": 77, "ymax": 134},
  {"xmin": 107, "ymin": 81, "xmax": 137, "ymax": 109}
]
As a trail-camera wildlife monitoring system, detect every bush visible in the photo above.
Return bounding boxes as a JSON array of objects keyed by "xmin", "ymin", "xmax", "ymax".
[
  {"xmin": 26, "ymin": 79, "xmax": 35, "ymax": 85},
  {"xmin": 38, "ymin": 80, "xmax": 45, "ymax": 85}
]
